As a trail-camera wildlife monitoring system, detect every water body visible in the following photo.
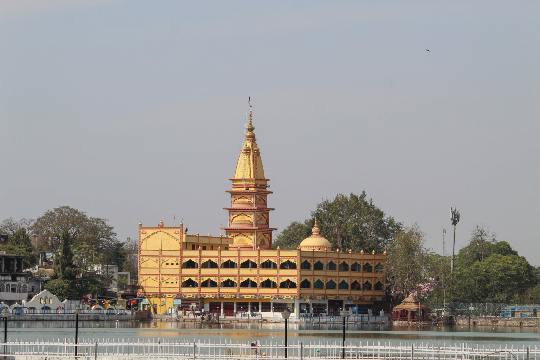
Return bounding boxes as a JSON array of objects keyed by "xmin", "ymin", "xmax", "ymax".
[{"xmin": 7, "ymin": 321, "xmax": 540, "ymax": 346}]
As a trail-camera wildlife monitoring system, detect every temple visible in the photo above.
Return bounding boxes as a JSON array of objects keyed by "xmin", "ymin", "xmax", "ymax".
[{"xmin": 137, "ymin": 105, "xmax": 386, "ymax": 317}]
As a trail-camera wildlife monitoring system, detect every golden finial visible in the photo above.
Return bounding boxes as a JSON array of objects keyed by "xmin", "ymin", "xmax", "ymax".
[
  {"xmin": 246, "ymin": 97, "xmax": 255, "ymax": 134},
  {"xmin": 312, "ymin": 218, "xmax": 320, "ymax": 236}
]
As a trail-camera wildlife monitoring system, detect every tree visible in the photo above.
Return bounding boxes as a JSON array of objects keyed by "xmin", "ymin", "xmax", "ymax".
[
  {"xmin": 46, "ymin": 231, "xmax": 78, "ymax": 299},
  {"xmin": 1, "ymin": 228, "xmax": 37, "ymax": 268},
  {"xmin": 32, "ymin": 206, "xmax": 117, "ymax": 270},
  {"xmin": 452, "ymin": 253, "xmax": 536, "ymax": 303},
  {"xmin": 386, "ymin": 225, "xmax": 428, "ymax": 301},
  {"xmin": 423, "ymin": 253, "xmax": 451, "ymax": 307},
  {"xmin": 274, "ymin": 192, "xmax": 401, "ymax": 252},
  {"xmin": 450, "ymin": 228, "xmax": 536, "ymax": 303},
  {"xmin": 273, "ymin": 221, "xmax": 311, "ymax": 249}
]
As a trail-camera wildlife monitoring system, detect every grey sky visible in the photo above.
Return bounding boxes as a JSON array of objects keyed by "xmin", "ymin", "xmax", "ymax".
[{"xmin": 1, "ymin": 1, "xmax": 539, "ymax": 265}]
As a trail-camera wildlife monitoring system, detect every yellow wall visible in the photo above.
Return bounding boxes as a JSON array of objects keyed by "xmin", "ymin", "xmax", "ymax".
[{"xmin": 139, "ymin": 224, "xmax": 386, "ymax": 314}]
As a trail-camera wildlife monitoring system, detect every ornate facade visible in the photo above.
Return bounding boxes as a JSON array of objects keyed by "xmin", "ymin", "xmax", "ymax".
[{"xmin": 138, "ymin": 106, "xmax": 386, "ymax": 316}]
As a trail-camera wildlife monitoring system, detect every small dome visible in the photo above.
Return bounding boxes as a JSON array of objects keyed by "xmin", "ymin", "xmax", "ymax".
[{"xmin": 299, "ymin": 220, "xmax": 331, "ymax": 251}]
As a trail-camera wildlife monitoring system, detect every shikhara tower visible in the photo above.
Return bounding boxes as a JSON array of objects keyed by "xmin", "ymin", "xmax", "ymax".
[{"xmin": 224, "ymin": 105, "xmax": 275, "ymax": 249}]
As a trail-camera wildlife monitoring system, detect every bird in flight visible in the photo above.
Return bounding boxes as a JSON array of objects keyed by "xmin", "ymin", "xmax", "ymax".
[{"xmin": 425, "ymin": 49, "xmax": 431, "ymax": 52}]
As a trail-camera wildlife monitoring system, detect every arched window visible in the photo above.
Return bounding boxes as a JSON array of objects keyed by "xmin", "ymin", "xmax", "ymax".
[
  {"xmin": 280, "ymin": 279, "xmax": 297, "ymax": 288},
  {"xmin": 240, "ymin": 260, "xmax": 257, "ymax": 269},
  {"xmin": 351, "ymin": 262, "xmax": 361, "ymax": 272},
  {"xmin": 182, "ymin": 278, "xmax": 198, "ymax": 288},
  {"xmin": 363, "ymin": 281, "xmax": 372, "ymax": 291},
  {"xmin": 339, "ymin": 262, "xmax": 349, "ymax": 272},
  {"xmin": 375, "ymin": 263, "xmax": 384, "ymax": 273},
  {"xmin": 300, "ymin": 279, "xmax": 311, "ymax": 288},
  {"xmin": 260, "ymin": 279, "xmax": 277, "ymax": 288},
  {"xmin": 363, "ymin": 263, "xmax": 373, "ymax": 272},
  {"xmin": 261, "ymin": 260, "xmax": 277, "ymax": 269},
  {"xmin": 280, "ymin": 260, "xmax": 297, "ymax": 269},
  {"xmin": 240, "ymin": 278, "xmax": 257, "ymax": 288},
  {"xmin": 351, "ymin": 280, "xmax": 361, "ymax": 291},
  {"xmin": 314, "ymin": 279, "xmax": 324, "ymax": 289},
  {"xmin": 182, "ymin": 260, "xmax": 198, "ymax": 269},
  {"xmin": 339, "ymin": 280, "xmax": 349, "ymax": 290},
  {"xmin": 374, "ymin": 281, "xmax": 384, "ymax": 291},
  {"xmin": 327, "ymin": 261, "xmax": 337, "ymax": 271},
  {"xmin": 221, "ymin": 260, "xmax": 237, "ymax": 268},
  {"xmin": 326, "ymin": 280, "xmax": 336, "ymax": 289},
  {"xmin": 202, "ymin": 260, "xmax": 218, "ymax": 269},
  {"xmin": 221, "ymin": 279, "xmax": 237, "ymax": 288},
  {"xmin": 201, "ymin": 279, "xmax": 217, "ymax": 288},
  {"xmin": 301, "ymin": 260, "xmax": 311, "ymax": 270},
  {"xmin": 314, "ymin": 261, "xmax": 324, "ymax": 271}
]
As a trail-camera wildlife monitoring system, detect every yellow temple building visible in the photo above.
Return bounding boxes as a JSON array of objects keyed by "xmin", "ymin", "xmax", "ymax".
[{"xmin": 137, "ymin": 105, "xmax": 387, "ymax": 317}]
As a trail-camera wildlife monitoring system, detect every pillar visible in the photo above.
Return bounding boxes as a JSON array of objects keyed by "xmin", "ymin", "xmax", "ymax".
[
  {"xmin": 233, "ymin": 301, "xmax": 237, "ymax": 315},
  {"xmin": 220, "ymin": 302, "xmax": 224, "ymax": 317},
  {"xmin": 294, "ymin": 299, "xmax": 300, "ymax": 317}
]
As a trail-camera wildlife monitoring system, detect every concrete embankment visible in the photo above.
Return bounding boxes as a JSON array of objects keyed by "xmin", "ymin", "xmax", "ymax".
[
  {"xmin": 455, "ymin": 316, "xmax": 540, "ymax": 328},
  {"xmin": 5, "ymin": 314, "xmax": 136, "ymax": 321}
]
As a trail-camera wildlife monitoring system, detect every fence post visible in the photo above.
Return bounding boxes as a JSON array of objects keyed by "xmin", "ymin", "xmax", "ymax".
[
  {"xmin": 94, "ymin": 342, "xmax": 98, "ymax": 360},
  {"xmin": 193, "ymin": 342, "xmax": 196, "ymax": 360},
  {"xmin": 411, "ymin": 344, "xmax": 414, "ymax": 360},
  {"xmin": 526, "ymin": 346, "xmax": 529, "ymax": 360},
  {"xmin": 300, "ymin": 342, "xmax": 303, "ymax": 360}
]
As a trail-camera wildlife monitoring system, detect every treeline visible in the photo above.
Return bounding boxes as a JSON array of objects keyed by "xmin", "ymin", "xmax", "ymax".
[
  {"xmin": 274, "ymin": 193, "xmax": 540, "ymax": 305},
  {"xmin": 0, "ymin": 206, "xmax": 137, "ymax": 300}
]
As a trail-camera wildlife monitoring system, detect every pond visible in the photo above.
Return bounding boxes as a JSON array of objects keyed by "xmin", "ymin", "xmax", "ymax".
[{"xmin": 7, "ymin": 321, "xmax": 540, "ymax": 346}]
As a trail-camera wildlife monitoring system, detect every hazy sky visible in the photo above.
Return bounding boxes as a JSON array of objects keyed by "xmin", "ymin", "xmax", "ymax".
[{"xmin": 1, "ymin": 1, "xmax": 539, "ymax": 265}]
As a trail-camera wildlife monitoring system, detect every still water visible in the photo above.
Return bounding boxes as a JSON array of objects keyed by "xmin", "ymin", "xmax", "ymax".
[{"xmin": 8, "ymin": 321, "xmax": 540, "ymax": 346}]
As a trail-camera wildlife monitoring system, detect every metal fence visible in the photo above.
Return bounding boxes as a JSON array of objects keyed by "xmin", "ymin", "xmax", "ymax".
[{"xmin": 0, "ymin": 339, "xmax": 538, "ymax": 360}]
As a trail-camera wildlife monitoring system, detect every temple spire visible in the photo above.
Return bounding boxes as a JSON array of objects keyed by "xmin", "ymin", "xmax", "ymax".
[
  {"xmin": 234, "ymin": 98, "xmax": 265, "ymax": 180},
  {"xmin": 226, "ymin": 101, "xmax": 274, "ymax": 249}
]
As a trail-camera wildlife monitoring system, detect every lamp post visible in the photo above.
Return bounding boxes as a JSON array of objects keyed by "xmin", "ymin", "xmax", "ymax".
[
  {"xmin": 340, "ymin": 309, "xmax": 349, "ymax": 359},
  {"xmin": 281, "ymin": 308, "xmax": 291, "ymax": 359},
  {"xmin": 74, "ymin": 307, "xmax": 80, "ymax": 357},
  {"xmin": 2, "ymin": 307, "xmax": 8, "ymax": 355}
]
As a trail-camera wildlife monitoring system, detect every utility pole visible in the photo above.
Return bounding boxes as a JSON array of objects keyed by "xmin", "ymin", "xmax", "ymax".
[
  {"xmin": 442, "ymin": 228, "xmax": 447, "ymax": 311},
  {"xmin": 450, "ymin": 207, "xmax": 460, "ymax": 274},
  {"xmin": 442, "ymin": 228, "xmax": 446, "ymax": 257}
]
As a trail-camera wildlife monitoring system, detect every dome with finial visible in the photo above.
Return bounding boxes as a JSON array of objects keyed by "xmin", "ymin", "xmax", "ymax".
[{"xmin": 299, "ymin": 219, "xmax": 332, "ymax": 251}]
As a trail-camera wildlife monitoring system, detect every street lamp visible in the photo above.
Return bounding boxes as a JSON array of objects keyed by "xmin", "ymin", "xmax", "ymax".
[
  {"xmin": 74, "ymin": 307, "xmax": 80, "ymax": 357},
  {"xmin": 281, "ymin": 308, "xmax": 291, "ymax": 359},
  {"xmin": 339, "ymin": 309, "xmax": 350, "ymax": 359},
  {"xmin": 2, "ymin": 307, "xmax": 8, "ymax": 355}
]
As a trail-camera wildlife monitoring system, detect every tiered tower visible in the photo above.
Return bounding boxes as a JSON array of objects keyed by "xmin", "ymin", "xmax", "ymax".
[{"xmin": 224, "ymin": 104, "xmax": 275, "ymax": 249}]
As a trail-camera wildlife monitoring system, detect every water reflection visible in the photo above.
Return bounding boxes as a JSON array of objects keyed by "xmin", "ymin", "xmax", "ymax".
[{"xmin": 6, "ymin": 321, "xmax": 540, "ymax": 345}]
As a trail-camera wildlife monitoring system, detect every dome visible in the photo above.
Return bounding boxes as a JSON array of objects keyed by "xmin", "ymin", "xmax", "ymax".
[{"xmin": 299, "ymin": 220, "xmax": 331, "ymax": 251}]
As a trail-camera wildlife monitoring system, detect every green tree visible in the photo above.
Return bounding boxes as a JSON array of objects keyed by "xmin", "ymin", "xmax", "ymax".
[
  {"xmin": 424, "ymin": 253, "xmax": 452, "ymax": 307},
  {"xmin": 452, "ymin": 253, "xmax": 535, "ymax": 303},
  {"xmin": 32, "ymin": 206, "xmax": 117, "ymax": 270},
  {"xmin": 0, "ymin": 228, "xmax": 37, "ymax": 268},
  {"xmin": 274, "ymin": 192, "xmax": 401, "ymax": 252},
  {"xmin": 273, "ymin": 221, "xmax": 311, "ymax": 249},
  {"xmin": 386, "ymin": 225, "xmax": 428, "ymax": 300},
  {"xmin": 46, "ymin": 231, "xmax": 79, "ymax": 299}
]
